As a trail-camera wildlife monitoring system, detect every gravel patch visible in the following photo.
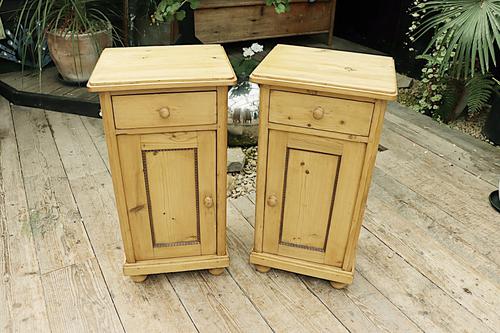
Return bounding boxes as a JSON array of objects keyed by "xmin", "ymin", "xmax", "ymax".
[
  {"xmin": 228, "ymin": 146, "xmax": 257, "ymax": 198},
  {"xmin": 448, "ymin": 110, "xmax": 494, "ymax": 145}
]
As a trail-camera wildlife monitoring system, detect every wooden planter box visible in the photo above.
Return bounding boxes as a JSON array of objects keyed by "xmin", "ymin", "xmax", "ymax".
[{"xmin": 195, "ymin": 0, "xmax": 337, "ymax": 45}]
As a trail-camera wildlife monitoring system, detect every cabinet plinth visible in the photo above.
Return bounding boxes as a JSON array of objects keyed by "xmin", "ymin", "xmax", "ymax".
[
  {"xmin": 88, "ymin": 45, "xmax": 236, "ymax": 280},
  {"xmin": 249, "ymin": 44, "xmax": 397, "ymax": 287}
]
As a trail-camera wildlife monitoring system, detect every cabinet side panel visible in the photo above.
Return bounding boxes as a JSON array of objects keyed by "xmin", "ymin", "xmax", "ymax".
[
  {"xmin": 342, "ymin": 100, "xmax": 387, "ymax": 271},
  {"xmin": 216, "ymin": 87, "xmax": 228, "ymax": 256},
  {"xmin": 324, "ymin": 141, "xmax": 366, "ymax": 267},
  {"xmin": 100, "ymin": 93, "xmax": 136, "ymax": 263}
]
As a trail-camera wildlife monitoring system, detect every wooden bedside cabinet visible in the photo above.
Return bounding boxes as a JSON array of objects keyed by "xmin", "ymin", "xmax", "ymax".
[
  {"xmin": 249, "ymin": 45, "xmax": 397, "ymax": 288},
  {"xmin": 87, "ymin": 45, "xmax": 236, "ymax": 282}
]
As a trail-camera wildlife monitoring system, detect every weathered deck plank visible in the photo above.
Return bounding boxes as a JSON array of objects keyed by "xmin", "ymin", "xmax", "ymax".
[
  {"xmin": 386, "ymin": 102, "xmax": 499, "ymax": 186},
  {"xmin": 0, "ymin": 97, "xmax": 51, "ymax": 332},
  {"xmin": 226, "ymin": 202, "xmax": 349, "ymax": 333},
  {"xmin": 229, "ymin": 198, "xmax": 421, "ymax": 333},
  {"xmin": 1, "ymin": 96, "xmax": 499, "ymax": 333},
  {"xmin": 45, "ymin": 110, "xmax": 198, "ymax": 332},
  {"xmin": 11, "ymin": 106, "xmax": 125, "ymax": 332},
  {"xmin": 12, "ymin": 106, "xmax": 94, "ymax": 274}
]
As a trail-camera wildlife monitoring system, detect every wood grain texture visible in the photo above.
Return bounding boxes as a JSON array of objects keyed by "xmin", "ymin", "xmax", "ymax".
[
  {"xmin": 0, "ymin": 97, "xmax": 50, "ymax": 332},
  {"xmin": 251, "ymin": 44, "xmax": 397, "ymax": 100},
  {"xmin": 229, "ymin": 196, "xmax": 421, "ymax": 332},
  {"xmin": 90, "ymin": 48, "xmax": 233, "ymax": 278},
  {"xmin": 168, "ymin": 270, "xmax": 273, "ymax": 332},
  {"xmin": 41, "ymin": 258, "xmax": 123, "ymax": 332},
  {"xmin": 195, "ymin": 1, "xmax": 331, "ymax": 44},
  {"xmin": 12, "ymin": 106, "xmax": 94, "ymax": 274},
  {"xmin": 386, "ymin": 101, "xmax": 499, "ymax": 186},
  {"xmin": 269, "ymin": 90, "xmax": 374, "ymax": 136},
  {"xmin": 357, "ymin": 230, "xmax": 492, "ymax": 333},
  {"xmin": 227, "ymin": 202, "xmax": 349, "ymax": 332},
  {"xmin": 112, "ymin": 91, "xmax": 217, "ymax": 129},
  {"xmin": 216, "ymin": 87, "xmax": 229, "ymax": 257},
  {"xmin": 46, "ymin": 110, "xmax": 197, "ymax": 332},
  {"xmin": 2, "ymin": 100, "xmax": 499, "ymax": 332},
  {"xmin": 87, "ymin": 45, "xmax": 236, "ymax": 92},
  {"xmin": 251, "ymin": 47, "xmax": 394, "ymax": 286}
]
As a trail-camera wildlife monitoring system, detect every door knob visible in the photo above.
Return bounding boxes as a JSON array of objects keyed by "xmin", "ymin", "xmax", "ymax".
[
  {"xmin": 204, "ymin": 196, "xmax": 214, "ymax": 208},
  {"xmin": 158, "ymin": 107, "xmax": 170, "ymax": 119},
  {"xmin": 312, "ymin": 107, "xmax": 324, "ymax": 120},
  {"xmin": 267, "ymin": 195, "xmax": 278, "ymax": 207}
]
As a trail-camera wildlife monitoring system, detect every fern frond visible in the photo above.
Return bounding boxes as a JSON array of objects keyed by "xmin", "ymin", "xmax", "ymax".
[{"xmin": 465, "ymin": 74, "xmax": 496, "ymax": 114}]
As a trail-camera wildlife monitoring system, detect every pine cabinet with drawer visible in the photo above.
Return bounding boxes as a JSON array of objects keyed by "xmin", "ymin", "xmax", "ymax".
[
  {"xmin": 249, "ymin": 45, "xmax": 397, "ymax": 288},
  {"xmin": 87, "ymin": 45, "xmax": 236, "ymax": 282}
]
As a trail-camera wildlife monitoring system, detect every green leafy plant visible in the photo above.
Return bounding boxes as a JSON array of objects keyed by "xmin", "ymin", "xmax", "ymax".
[
  {"xmin": 409, "ymin": 0, "xmax": 500, "ymax": 122},
  {"xmin": 265, "ymin": 0, "xmax": 290, "ymax": 14},
  {"xmin": 16, "ymin": 0, "xmax": 115, "ymax": 71},
  {"xmin": 151, "ymin": 0, "xmax": 199, "ymax": 23},
  {"xmin": 230, "ymin": 43, "xmax": 264, "ymax": 96}
]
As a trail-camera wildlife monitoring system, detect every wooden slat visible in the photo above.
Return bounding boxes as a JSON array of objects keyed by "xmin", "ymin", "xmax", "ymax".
[
  {"xmin": 364, "ymin": 193, "xmax": 500, "ymax": 331},
  {"xmin": 231, "ymin": 196, "xmax": 421, "ymax": 333},
  {"xmin": 195, "ymin": 2, "xmax": 331, "ymax": 44},
  {"xmin": 227, "ymin": 202, "xmax": 349, "ymax": 332},
  {"xmin": 12, "ymin": 106, "xmax": 125, "ymax": 331},
  {"xmin": 45, "ymin": 110, "xmax": 198, "ymax": 332},
  {"xmin": 357, "ymin": 230, "xmax": 492, "ymax": 333},
  {"xmin": 198, "ymin": 0, "xmax": 329, "ymax": 9},
  {"xmin": 0, "ymin": 97, "xmax": 51, "ymax": 332},
  {"xmin": 41, "ymin": 258, "xmax": 123, "ymax": 332},
  {"xmin": 378, "ymin": 126, "xmax": 499, "ymax": 246},
  {"xmin": 386, "ymin": 102, "xmax": 500, "ymax": 186},
  {"xmin": 12, "ymin": 106, "xmax": 94, "ymax": 274},
  {"xmin": 168, "ymin": 270, "xmax": 273, "ymax": 332},
  {"xmin": 371, "ymin": 169, "xmax": 500, "ymax": 282}
]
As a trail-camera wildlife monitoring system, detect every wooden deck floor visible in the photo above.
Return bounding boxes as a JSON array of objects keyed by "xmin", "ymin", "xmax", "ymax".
[{"xmin": 1, "ymin": 96, "xmax": 499, "ymax": 332}]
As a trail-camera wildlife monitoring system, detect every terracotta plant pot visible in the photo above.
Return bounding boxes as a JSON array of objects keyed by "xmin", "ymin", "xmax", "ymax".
[{"xmin": 47, "ymin": 28, "xmax": 112, "ymax": 83}]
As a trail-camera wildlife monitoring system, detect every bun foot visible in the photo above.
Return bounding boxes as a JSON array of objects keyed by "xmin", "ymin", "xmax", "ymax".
[
  {"xmin": 208, "ymin": 268, "xmax": 225, "ymax": 276},
  {"xmin": 330, "ymin": 281, "xmax": 348, "ymax": 289},
  {"xmin": 130, "ymin": 275, "xmax": 148, "ymax": 283},
  {"xmin": 255, "ymin": 265, "xmax": 271, "ymax": 273}
]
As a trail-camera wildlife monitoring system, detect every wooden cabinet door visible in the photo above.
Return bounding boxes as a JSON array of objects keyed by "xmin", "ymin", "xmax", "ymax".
[
  {"xmin": 262, "ymin": 130, "xmax": 366, "ymax": 267},
  {"xmin": 117, "ymin": 131, "xmax": 217, "ymax": 261}
]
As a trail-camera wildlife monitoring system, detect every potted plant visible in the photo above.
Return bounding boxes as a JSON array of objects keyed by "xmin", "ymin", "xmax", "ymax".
[
  {"xmin": 409, "ymin": 0, "xmax": 499, "ymax": 123},
  {"xmin": 16, "ymin": 0, "xmax": 114, "ymax": 83}
]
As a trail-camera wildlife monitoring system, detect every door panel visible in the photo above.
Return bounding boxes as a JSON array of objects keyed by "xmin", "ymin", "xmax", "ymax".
[
  {"xmin": 280, "ymin": 149, "xmax": 340, "ymax": 251},
  {"xmin": 262, "ymin": 130, "xmax": 365, "ymax": 267},
  {"xmin": 118, "ymin": 131, "xmax": 217, "ymax": 260},
  {"xmin": 145, "ymin": 148, "xmax": 199, "ymax": 246}
]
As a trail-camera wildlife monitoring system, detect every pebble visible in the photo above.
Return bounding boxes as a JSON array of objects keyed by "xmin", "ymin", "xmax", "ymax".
[{"xmin": 227, "ymin": 146, "xmax": 258, "ymax": 198}]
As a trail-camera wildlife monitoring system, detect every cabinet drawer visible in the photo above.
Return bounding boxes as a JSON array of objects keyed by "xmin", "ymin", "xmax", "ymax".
[
  {"xmin": 112, "ymin": 91, "xmax": 217, "ymax": 129},
  {"xmin": 269, "ymin": 91, "xmax": 374, "ymax": 136}
]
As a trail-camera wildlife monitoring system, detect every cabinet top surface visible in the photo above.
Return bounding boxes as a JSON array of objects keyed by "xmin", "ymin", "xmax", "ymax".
[
  {"xmin": 250, "ymin": 44, "xmax": 397, "ymax": 100},
  {"xmin": 87, "ymin": 45, "xmax": 236, "ymax": 92}
]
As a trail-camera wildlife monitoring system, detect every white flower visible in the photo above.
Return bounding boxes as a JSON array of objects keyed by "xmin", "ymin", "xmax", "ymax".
[
  {"xmin": 250, "ymin": 43, "xmax": 264, "ymax": 53},
  {"xmin": 243, "ymin": 47, "xmax": 255, "ymax": 58}
]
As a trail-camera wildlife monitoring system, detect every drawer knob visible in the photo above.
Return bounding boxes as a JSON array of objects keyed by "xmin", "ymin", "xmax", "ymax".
[
  {"xmin": 267, "ymin": 195, "xmax": 278, "ymax": 207},
  {"xmin": 312, "ymin": 107, "xmax": 325, "ymax": 120},
  {"xmin": 204, "ymin": 196, "xmax": 214, "ymax": 208},
  {"xmin": 158, "ymin": 107, "xmax": 171, "ymax": 119}
]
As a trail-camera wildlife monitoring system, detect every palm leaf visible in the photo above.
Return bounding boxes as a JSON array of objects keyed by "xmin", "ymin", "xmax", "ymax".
[{"xmin": 412, "ymin": 0, "xmax": 500, "ymax": 79}]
